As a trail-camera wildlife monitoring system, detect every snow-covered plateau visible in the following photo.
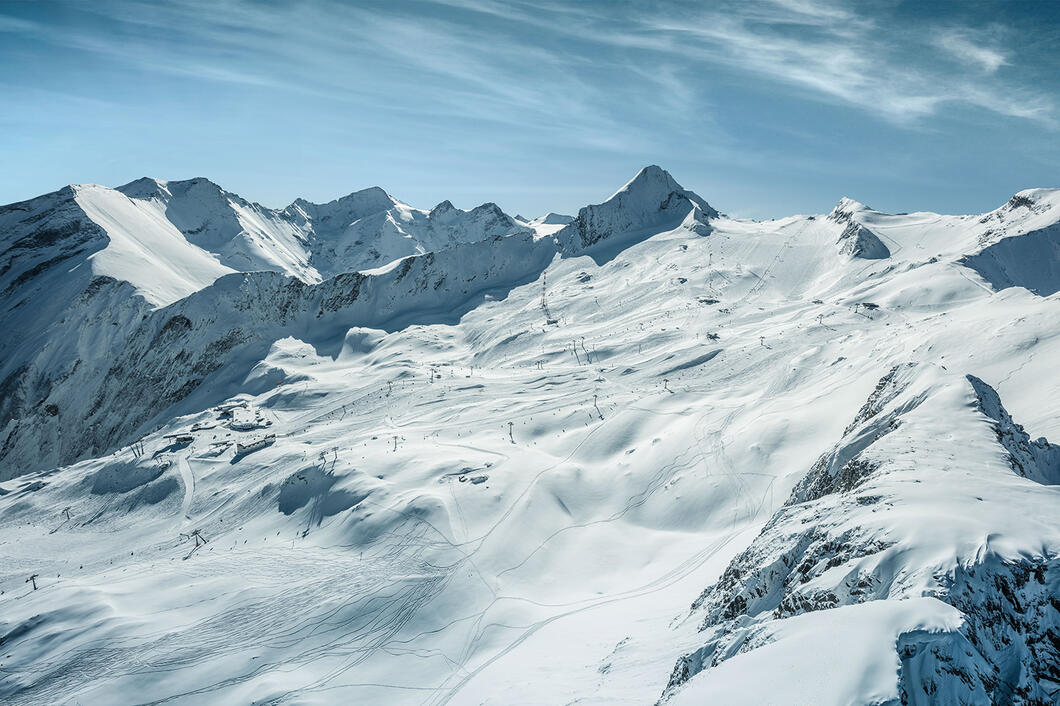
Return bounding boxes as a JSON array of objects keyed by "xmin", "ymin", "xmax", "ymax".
[{"xmin": 1, "ymin": 166, "xmax": 1058, "ymax": 705}]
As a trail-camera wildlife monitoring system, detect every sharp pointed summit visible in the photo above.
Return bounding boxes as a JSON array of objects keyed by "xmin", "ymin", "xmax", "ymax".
[
  {"xmin": 608, "ymin": 165, "xmax": 714, "ymax": 215},
  {"xmin": 828, "ymin": 196, "xmax": 873, "ymax": 224},
  {"xmin": 559, "ymin": 165, "xmax": 718, "ymax": 252},
  {"xmin": 430, "ymin": 199, "xmax": 456, "ymax": 216}
]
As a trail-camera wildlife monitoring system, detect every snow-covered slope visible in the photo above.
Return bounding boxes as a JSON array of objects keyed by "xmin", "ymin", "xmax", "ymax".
[
  {"xmin": 75, "ymin": 183, "xmax": 238, "ymax": 305},
  {"xmin": 117, "ymin": 177, "xmax": 318, "ymax": 284},
  {"xmin": 1, "ymin": 167, "xmax": 1058, "ymax": 705},
  {"xmin": 662, "ymin": 365, "xmax": 1060, "ymax": 705},
  {"xmin": 0, "ymin": 167, "xmax": 713, "ymax": 481},
  {"xmin": 0, "ymin": 178, "xmax": 538, "ymax": 480},
  {"xmin": 526, "ymin": 212, "xmax": 574, "ymax": 237},
  {"xmin": 960, "ymin": 190, "xmax": 1060, "ymax": 296}
]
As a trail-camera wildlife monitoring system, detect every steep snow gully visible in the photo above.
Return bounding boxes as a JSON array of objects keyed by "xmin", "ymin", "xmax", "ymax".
[{"xmin": 1, "ymin": 167, "xmax": 1059, "ymax": 705}]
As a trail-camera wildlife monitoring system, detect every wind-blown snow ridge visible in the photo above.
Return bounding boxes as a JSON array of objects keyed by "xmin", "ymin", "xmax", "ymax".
[
  {"xmin": 960, "ymin": 191, "xmax": 1060, "ymax": 294},
  {"xmin": 662, "ymin": 365, "xmax": 1060, "ymax": 705},
  {"xmin": 118, "ymin": 176, "xmax": 321, "ymax": 286},
  {"xmin": 75, "ymin": 184, "xmax": 237, "ymax": 306}
]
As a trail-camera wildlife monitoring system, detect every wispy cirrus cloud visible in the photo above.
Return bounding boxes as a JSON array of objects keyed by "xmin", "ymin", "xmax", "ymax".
[
  {"xmin": 9, "ymin": 0, "xmax": 1052, "ymax": 136},
  {"xmin": 1, "ymin": 0, "xmax": 1058, "ymax": 219},
  {"xmin": 0, "ymin": 14, "xmax": 39, "ymax": 33},
  {"xmin": 934, "ymin": 29, "xmax": 1008, "ymax": 73},
  {"xmin": 628, "ymin": 1, "xmax": 1046, "ymax": 124},
  {"xmin": 423, "ymin": 0, "xmax": 1053, "ymax": 126},
  {"xmin": 12, "ymin": 0, "xmax": 699, "ymax": 153}
]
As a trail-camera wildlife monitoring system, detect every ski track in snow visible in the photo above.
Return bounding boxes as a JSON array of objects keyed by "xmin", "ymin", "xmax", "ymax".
[{"xmin": 178, "ymin": 455, "xmax": 194, "ymax": 521}]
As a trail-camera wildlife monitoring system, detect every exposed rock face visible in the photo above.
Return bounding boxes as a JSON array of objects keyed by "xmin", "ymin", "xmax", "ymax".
[
  {"xmin": 0, "ymin": 187, "xmax": 107, "ymax": 298},
  {"xmin": 968, "ymin": 375, "xmax": 1060, "ymax": 485},
  {"xmin": 898, "ymin": 555, "xmax": 1060, "ymax": 705},
  {"xmin": 837, "ymin": 221, "xmax": 891, "ymax": 259},
  {"xmin": 829, "ymin": 198, "xmax": 890, "ymax": 259},
  {"xmin": 789, "ymin": 363, "xmax": 921, "ymax": 504},
  {"xmin": 0, "ymin": 189, "xmax": 151, "ymax": 476}
]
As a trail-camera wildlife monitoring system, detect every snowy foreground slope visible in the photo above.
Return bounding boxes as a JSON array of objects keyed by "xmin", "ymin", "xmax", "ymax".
[{"xmin": 1, "ymin": 167, "xmax": 1059, "ymax": 705}]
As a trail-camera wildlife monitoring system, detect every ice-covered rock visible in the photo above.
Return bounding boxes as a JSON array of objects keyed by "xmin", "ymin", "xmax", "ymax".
[
  {"xmin": 662, "ymin": 366, "xmax": 1060, "ymax": 705},
  {"xmin": 837, "ymin": 221, "xmax": 891, "ymax": 259}
]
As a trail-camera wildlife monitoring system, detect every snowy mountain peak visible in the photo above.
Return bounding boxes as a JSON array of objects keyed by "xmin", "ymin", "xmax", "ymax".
[
  {"xmin": 289, "ymin": 186, "xmax": 396, "ymax": 224},
  {"xmin": 608, "ymin": 164, "xmax": 680, "ymax": 199},
  {"xmin": 980, "ymin": 188, "xmax": 1060, "ymax": 231},
  {"xmin": 825, "ymin": 197, "xmax": 889, "ymax": 258},
  {"xmin": 111, "ymin": 176, "xmax": 323, "ymax": 287},
  {"xmin": 959, "ymin": 188, "xmax": 1060, "ymax": 295},
  {"xmin": 971, "ymin": 187, "xmax": 1060, "ymax": 227},
  {"xmin": 560, "ymin": 165, "xmax": 717, "ymax": 251},
  {"xmin": 477, "ymin": 201, "xmax": 505, "ymax": 215},
  {"xmin": 118, "ymin": 176, "xmax": 235, "ymax": 205},
  {"xmin": 828, "ymin": 196, "xmax": 873, "ymax": 224},
  {"xmin": 1008, "ymin": 187, "xmax": 1058, "ymax": 207},
  {"xmin": 468, "ymin": 201, "xmax": 515, "ymax": 224},
  {"xmin": 114, "ymin": 176, "xmax": 170, "ymax": 199},
  {"xmin": 165, "ymin": 175, "xmax": 225, "ymax": 192},
  {"xmin": 430, "ymin": 199, "xmax": 456, "ymax": 216},
  {"xmin": 531, "ymin": 212, "xmax": 574, "ymax": 226},
  {"xmin": 608, "ymin": 165, "xmax": 715, "ymax": 214},
  {"xmin": 426, "ymin": 200, "xmax": 515, "ymax": 226}
]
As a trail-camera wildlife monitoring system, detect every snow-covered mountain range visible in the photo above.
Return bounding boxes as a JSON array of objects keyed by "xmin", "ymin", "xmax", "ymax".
[{"xmin": 1, "ymin": 166, "xmax": 1058, "ymax": 705}]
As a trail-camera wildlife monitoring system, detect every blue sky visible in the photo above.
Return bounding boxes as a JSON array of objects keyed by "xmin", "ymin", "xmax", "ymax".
[{"xmin": 1, "ymin": 0, "xmax": 1058, "ymax": 218}]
